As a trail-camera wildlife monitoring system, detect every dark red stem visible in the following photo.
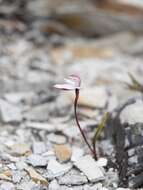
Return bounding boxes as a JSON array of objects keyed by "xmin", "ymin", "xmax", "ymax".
[{"xmin": 74, "ymin": 89, "xmax": 97, "ymax": 160}]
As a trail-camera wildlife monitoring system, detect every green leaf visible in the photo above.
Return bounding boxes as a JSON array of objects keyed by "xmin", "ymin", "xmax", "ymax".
[
  {"xmin": 92, "ymin": 112, "xmax": 108, "ymax": 148},
  {"xmin": 128, "ymin": 72, "xmax": 141, "ymax": 87},
  {"xmin": 124, "ymin": 72, "xmax": 143, "ymax": 93}
]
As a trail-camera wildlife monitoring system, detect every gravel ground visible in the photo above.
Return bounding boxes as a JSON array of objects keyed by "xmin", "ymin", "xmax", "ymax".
[{"xmin": 0, "ymin": 4, "xmax": 143, "ymax": 188}]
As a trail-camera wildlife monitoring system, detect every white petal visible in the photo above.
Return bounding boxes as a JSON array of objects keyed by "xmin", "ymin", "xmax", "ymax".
[
  {"xmin": 64, "ymin": 78, "xmax": 75, "ymax": 85},
  {"xmin": 54, "ymin": 84, "xmax": 75, "ymax": 90}
]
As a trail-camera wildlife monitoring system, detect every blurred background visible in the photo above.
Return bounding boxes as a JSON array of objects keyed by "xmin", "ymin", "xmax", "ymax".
[
  {"xmin": 1, "ymin": 0, "xmax": 143, "ymax": 36},
  {"xmin": 0, "ymin": 0, "xmax": 143, "ymax": 189}
]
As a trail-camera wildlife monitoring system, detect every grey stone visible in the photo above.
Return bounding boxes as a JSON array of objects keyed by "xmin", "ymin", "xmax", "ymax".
[
  {"xmin": 128, "ymin": 155, "xmax": 138, "ymax": 164},
  {"xmin": 16, "ymin": 181, "xmax": 39, "ymax": 190},
  {"xmin": 73, "ymin": 87, "xmax": 108, "ymax": 108},
  {"xmin": 0, "ymin": 182, "xmax": 15, "ymax": 190},
  {"xmin": 99, "ymin": 140, "xmax": 114, "ymax": 156},
  {"xmin": 0, "ymin": 153, "xmax": 20, "ymax": 162},
  {"xmin": 26, "ymin": 154, "xmax": 47, "ymax": 167},
  {"xmin": 117, "ymin": 188, "xmax": 131, "ymax": 190},
  {"xmin": 49, "ymin": 180, "xmax": 60, "ymax": 190},
  {"xmin": 117, "ymin": 189, "xmax": 131, "ymax": 190},
  {"xmin": 71, "ymin": 147, "xmax": 84, "ymax": 162},
  {"xmin": 45, "ymin": 159, "xmax": 72, "ymax": 179},
  {"xmin": 0, "ymin": 99, "xmax": 22, "ymax": 123},
  {"xmin": 47, "ymin": 133, "xmax": 67, "ymax": 144},
  {"xmin": 32, "ymin": 141, "xmax": 46, "ymax": 154},
  {"xmin": 7, "ymin": 163, "xmax": 17, "ymax": 170},
  {"xmin": 4, "ymin": 92, "xmax": 34, "ymax": 105},
  {"xmin": 84, "ymin": 183, "xmax": 103, "ymax": 190},
  {"xmin": 104, "ymin": 169, "xmax": 118, "ymax": 187},
  {"xmin": 59, "ymin": 169, "xmax": 88, "ymax": 185},
  {"xmin": 74, "ymin": 155, "xmax": 105, "ymax": 182},
  {"xmin": 15, "ymin": 161, "xmax": 28, "ymax": 171},
  {"xmin": 26, "ymin": 121, "xmax": 55, "ymax": 132},
  {"xmin": 120, "ymin": 100, "xmax": 143, "ymax": 125},
  {"xmin": 56, "ymin": 186, "xmax": 83, "ymax": 190},
  {"xmin": 24, "ymin": 103, "xmax": 54, "ymax": 121},
  {"xmin": 97, "ymin": 158, "xmax": 108, "ymax": 167},
  {"xmin": 12, "ymin": 170, "xmax": 22, "ymax": 183}
]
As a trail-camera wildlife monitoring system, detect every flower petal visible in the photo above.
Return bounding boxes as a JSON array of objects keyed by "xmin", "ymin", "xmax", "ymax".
[
  {"xmin": 54, "ymin": 84, "xmax": 76, "ymax": 90},
  {"xmin": 64, "ymin": 78, "xmax": 75, "ymax": 85},
  {"xmin": 69, "ymin": 75, "xmax": 81, "ymax": 87},
  {"xmin": 54, "ymin": 75, "xmax": 81, "ymax": 91}
]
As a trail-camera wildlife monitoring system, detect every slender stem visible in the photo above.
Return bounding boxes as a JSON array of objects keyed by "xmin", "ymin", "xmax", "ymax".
[
  {"xmin": 93, "ymin": 141, "xmax": 96, "ymax": 159},
  {"xmin": 74, "ymin": 89, "xmax": 97, "ymax": 160},
  {"xmin": 92, "ymin": 137, "xmax": 97, "ymax": 160}
]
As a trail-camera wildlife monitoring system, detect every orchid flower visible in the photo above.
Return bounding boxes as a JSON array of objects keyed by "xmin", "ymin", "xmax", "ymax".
[
  {"xmin": 54, "ymin": 75, "xmax": 97, "ymax": 160},
  {"xmin": 54, "ymin": 75, "xmax": 81, "ymax": 90}
]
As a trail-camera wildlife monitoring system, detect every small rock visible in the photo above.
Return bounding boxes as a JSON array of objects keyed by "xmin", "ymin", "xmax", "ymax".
[
  {"xmin": 48, "ymin": 133, "xmax": 67, "ymax": 144},
  {"xmin": 42, "ymin": 150, "xmax": 55, "ymax": 159},
  {"xmin": 15, "ymin": 161, "xmax": 28, "ymax": 171},
  {"xmin": 84, "ymin": 183, "xmax": 103, "ymax": 190},
  {"xmin": 27, "ymin": 154, "xmax": 47, "ymax": 167},
  {"xmin": 55, "ymin": 93, "xmax": 72, "ymax": 112},
  {"xmin": 79, "ymin": 108, "xmax": 99, "ymax": 118},
  {"xmin": 0, "ymin": 173, "xmax": 11, "ymax": 181},
  {"xmin": 32, "ymin": 141, "xmax": 46, "ymax": 154},
  {"xmin": 10, "ymin": 143, "xmax": 31, "ymax": 156},
  {"xmin": 4, "ymin": 92, "xmax": 34, "ymax": 104},
  {"xmin": 97, "ymin": 158, "xmax": 108, "ymax": 167},
  {"xmin": 24, "ymin": 103, "xmax": 53, "ymax": 121},
  {"xmin": 68, "ymin": 87, "xmax": 108, "ymax": 108},
  {"xmin": 1, "ymin": 153, "xmax": 20, "ymax": 162},
  {"xmin": 3, "ymin": 170, "xmax": 13, "ymax": 178},
  {"xmin": 46, "ymin": 159, "xmax": 72, "ymax": 179},
  {"xmin": 83, "ymin": 183, "xmax": 102, "ymax": 190},
  {"xmin": 0, "ymin": 182, "xmax": 15, "ymax": 190},
  {"xmin": 99, "ymin": 140, "xmax": 114, "ymax": 156},
  {"xmin": 117, "ymin": 189, "xmax": 130, "ymax": 190},
  {"xmin": 104, "ymin": 169, "xmax": 118, "ymax": 187},
  {"xmin": 26, "ymin": 121, "xmax": 55, "ymax": 132},
  {"xmin": 64, "ymin": 125, "xmax": 80, "ymax": 138},
  {"xmin": 16, "ymin": 181, "xmax": 38, "ymax": 190},
  {"xmin": 7, "ymin": 163, "xmax": 17, "ymax": 170},
  {"xmin": 54, "ymin": 144, "xmax": 72, "ymax": 163},
  {"xmin": 128, "ymin": 155, "xmax": 138, "ymax": 164},
  {"xmin": 74, "ymin": 155, "xmax": 105, "ymax": 182},
  {"xmin": 59, "ymin": 169, "xmax": 88, "ymax": 185},
  {"xmin": 12, "ymin": 170, "xmax": 22, "ymax": 183},
  {"xmin": 25, "ymin": 166, "xmax": 48, "ymax": 185},
  {"xmin": 71, "ymin": 147, "xmax": 84, "ymax": 162},
  {"xmin": 49, "ymin": 180, "xmax": 60, "ymax": 190},
  {"xmin": 0, "ymin": 99, "xmax": 22, "ymax": 123},
  {"xmin": 120, "ymin": 100, "xmax": 143, "ymax": 124}
]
